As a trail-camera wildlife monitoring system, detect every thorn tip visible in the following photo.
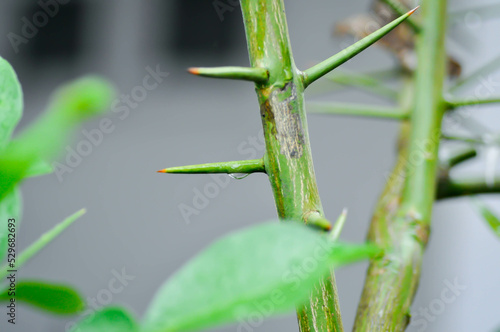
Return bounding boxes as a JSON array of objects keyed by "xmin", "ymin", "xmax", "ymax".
[
  {"xmin": 188, "ymin": 67, "xmax": 200, "ymax": 75},
  {"xmin": 409, "ymin": 6, "xmax": 420, "ymax": 15}
]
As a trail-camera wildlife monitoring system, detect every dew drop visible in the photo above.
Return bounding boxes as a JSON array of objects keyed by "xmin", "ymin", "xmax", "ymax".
[{"xmin": 228, "ymin": 173, "xmax": 250, "ymax": 180}]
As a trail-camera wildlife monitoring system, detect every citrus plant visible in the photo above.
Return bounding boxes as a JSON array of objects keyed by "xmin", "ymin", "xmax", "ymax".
[{"xmin": 2, "ymin": 0, "xmax": 500, "ymax": 331}]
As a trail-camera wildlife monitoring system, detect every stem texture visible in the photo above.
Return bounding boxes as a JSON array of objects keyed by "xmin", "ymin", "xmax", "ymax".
[{"xmin": 239, "ymin": 1, "xmax": 343, "ymax": 331}]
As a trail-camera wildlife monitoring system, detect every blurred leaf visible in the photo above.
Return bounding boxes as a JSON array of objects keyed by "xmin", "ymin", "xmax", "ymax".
[
  {"xmin": 0, "ymin": 186, "xmax": 21, "ymax": 262},
  {"xmin": 472, "ymin": 199, "xmax": 500, "ymax": 239},
  {"xmin": 25, "ymin": 159, "xmax": 53, "ymax": 178},
  {"xmin": 71, "ymin": 307, "xmax": 139, "ymax": 332},
  {"xmin": 0, "ymin": 57, "xmax": 23, "ymax": 149},
  {"xmin": 0, "ymin": 209, "xmax": 85, "ymax": 278},
  {"xmin": 0, "ymin": 280, "xmax": 84, "ymax": 314},
  {"xmin": 143, "ymin": 221, "xmax": 378, "ymax": 332},
  {"xmin": 0, "ymin": 76, "xmax": 115, "ymax": 200}
]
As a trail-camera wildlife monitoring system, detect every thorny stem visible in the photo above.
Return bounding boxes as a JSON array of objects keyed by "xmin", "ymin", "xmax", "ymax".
[
  {"xmin": 162, "ymin": 1, "xmax": 417, "ymax": 330},
  {"xmin": 354, "ymin": 0, "xmax": 448, "ymax": 329},
  {"xmin": 239, "ymin": 1, "xmax": 343, "ymax": 330}
]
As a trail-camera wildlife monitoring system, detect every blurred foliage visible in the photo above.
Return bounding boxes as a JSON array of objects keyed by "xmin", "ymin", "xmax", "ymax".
[
  {"xmin": 472, "ymin": 199, "xmax": 500, "ymax": 240},
  {"xmin": 0, "ymin": 56, "xmax": 114, "ymax": 316}
]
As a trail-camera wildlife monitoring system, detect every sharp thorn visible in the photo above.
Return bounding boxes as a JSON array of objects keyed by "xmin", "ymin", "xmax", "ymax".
[
  {"xmin": 157, "ymin": 159, "xmax": 265, "ymax": 175},
  {"xmin": 187, "ymin": 66, "xmax": 269, "ymax": 83}
]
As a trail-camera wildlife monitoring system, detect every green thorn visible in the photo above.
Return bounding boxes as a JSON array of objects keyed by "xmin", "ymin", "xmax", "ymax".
[
  {"xmin": 445, "ymin": 96, "xmax": 500, "ymax": 109},
  {"xmin": 380, "ymin": 0, "xmax": 422, "ymax": 33},
  {"xmin": 158, "ymin": 159, "xmax": 265, "ymax": 175},
  {"xmin": 441, "ymin": 134, "xmax": 484, "ymax": 145},
  {"xmin": 188, "ymin": 66, "xmax": 269, "ymax": 83},
  {"xmin": 0, "ymin": 209, "xmax": 86, "ymax": 279},
  {"xmin": 308, "ymin": 102, "xmax": 409, "ymax": 120},
  {"xmin": 330, "ymin": 208, "xmax": 347, "ymax": 241},
  {"xmin": 304, "ymin": 212, "xmax": 332, "ymax": 231},
  {"xmin": 303, "ymin": 6, "xmax": 419, "ymax": 87}
]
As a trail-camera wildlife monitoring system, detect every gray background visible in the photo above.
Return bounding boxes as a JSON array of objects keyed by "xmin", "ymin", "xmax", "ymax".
[{"xmin": 1, "ymin": 0, "xmax": 499, "ymax": 331}]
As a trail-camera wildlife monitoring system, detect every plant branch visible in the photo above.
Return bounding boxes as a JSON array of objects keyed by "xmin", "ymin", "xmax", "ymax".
[
  {"xmin": 355, "ymin": 0, "xmax": 448, "ymax": 326},
  {"xmin": 302, "ymin": 7, "xmax": 419, "ymax": 87},
  {"xmin": 446, "ymin": 96, "xmax": 500, "ymax": 108},
  {"xmin": 240, "ymin": 1, "xmax": 343, "ymax": 330},
  {"xmin": 353, "ymin": 122, "xmax": 422, "ymax": 331},
  {"xmin": 308, "ymin": 102, "xmax": 409, "ymax": 120},
  {"xmin": 441, "ymin": 134, "xmax": 484, "ymax": 145},
  {"xmin": 0, "ymin": 209, "xmax": 86, "ymax": 279},
  {"xmin": 437, "ymin": 173, "xmax": 500, "ymax": 199},
  {"xmin": 440, "ymin": 145, "xmax": 477, "ymax": 168}
]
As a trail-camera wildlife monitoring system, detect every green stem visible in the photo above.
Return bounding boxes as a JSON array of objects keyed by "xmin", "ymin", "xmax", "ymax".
[
  {"xmin": 441, "ymin": 134, "xmax": 483, "ymax": 145},
  {"xmin": 353, "ymin": 122, "xmax": 416, "ymax": 331},
  {"xmin": 437, "ymin": 174, "xmax": 500, "ymax": 199},
  {"xmin": 0, "ymin": 209, "xmax": 86, "ymax": 279},
  {"xmin": 239, "ymin": 1, "xmax": 343, "ymax": 330},
  {"xmin": 440, "ymin": 145, "xmax": 477, "ymax": 168},
  {"xmin": 355, "ymin": 0, "xmax": 449, "ymax": 322},
  {"xmin": 401, "ymin": 0, "xmax": 447, "ymax": 219}
]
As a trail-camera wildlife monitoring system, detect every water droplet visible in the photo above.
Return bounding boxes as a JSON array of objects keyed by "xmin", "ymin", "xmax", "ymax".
[{"xmin": 228, "ymin": 173, "xmax": 250, "ymax": 180}]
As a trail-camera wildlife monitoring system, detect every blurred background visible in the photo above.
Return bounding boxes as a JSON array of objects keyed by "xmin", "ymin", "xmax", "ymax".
[{"xmin": 0, "ymin": 0, "xmax": 499, "ymax": 331}]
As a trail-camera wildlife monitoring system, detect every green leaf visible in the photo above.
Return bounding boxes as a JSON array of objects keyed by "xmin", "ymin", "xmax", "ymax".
[
  {"xmin": 0, "ymin": 76, "xmax": 115, "ymax": 200},
  {"xmin": 71, "ymin": 307, "xmax": 139, "ymax": 332},
  {"xmin": 0, "ymin": 57, "xmax": 23, "ymax": 149},
  {"xmin": 472, "ymin": 199, "xmax": 500, "ymax": 239},
  {"xmin": 0, "ymin": 186, "xmax": 21, "ymax": 262},
  {"xmin": 143, "ymin": 222, "xmax": 378, "ymax": 332},
  {"xmin": 25, "ymin": 159, "xmax": 53, "ymax": 177},
  {"xmin": 0, "ymin": 209, "xmax": 85, "ymax": 278},
  {"xmin": 0, "ymin": 280, "xmax": 84, "ymax": 314}
]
